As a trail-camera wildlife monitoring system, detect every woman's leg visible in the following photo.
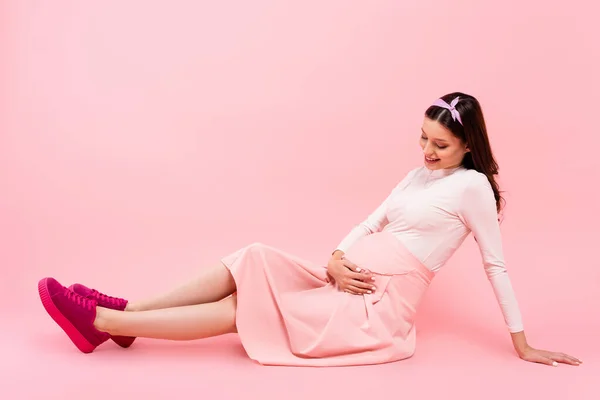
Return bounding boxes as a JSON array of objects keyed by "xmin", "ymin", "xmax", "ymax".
[
  {"xmin": 96, "ymin": 295, "xmax": 238, "ymax": 340},
  {"xmin": 126, "ymin": 262, "xmax": 236, "ymax": 312}
]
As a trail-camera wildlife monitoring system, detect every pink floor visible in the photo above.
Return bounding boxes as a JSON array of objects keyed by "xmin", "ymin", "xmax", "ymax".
[
  {"xmin": 2, "ymin": 313, "xmax": 596, "ymax": 399},
  {"xmin": 2, "ymin": 232, "xmax": 597, "ymax": 400}
]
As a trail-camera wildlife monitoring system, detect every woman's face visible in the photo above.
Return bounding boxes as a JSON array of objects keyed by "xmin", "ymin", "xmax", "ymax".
[{"xmin": 419, "ymin": 117, "xmax": 469, "ymax": 170}]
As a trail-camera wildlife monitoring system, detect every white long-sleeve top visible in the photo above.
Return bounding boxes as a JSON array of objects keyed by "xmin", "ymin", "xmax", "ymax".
[{"xmin": 335, "ymin": 166, "xmax": 524, "ymax": 333}]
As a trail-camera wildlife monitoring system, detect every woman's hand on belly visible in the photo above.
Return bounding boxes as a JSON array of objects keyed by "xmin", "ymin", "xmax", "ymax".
[{"xmin": 326, "ymin": 257, "xmax": 377, "ymax": 295}]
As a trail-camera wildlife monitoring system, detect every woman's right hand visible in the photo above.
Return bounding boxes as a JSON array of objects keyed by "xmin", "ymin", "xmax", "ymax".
[{"xmin": 326, "ymin": 256, "xmax": 376, "ymax": 295}]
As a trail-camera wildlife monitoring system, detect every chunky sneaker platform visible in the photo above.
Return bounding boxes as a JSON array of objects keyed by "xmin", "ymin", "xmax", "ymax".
[
  {"xmin": 38, "ymin": 277, "xmax": 110, "ymax": 353},
  {"xmin": 68, "ymin": 283, "xmax": 136, "ymax": 348}
]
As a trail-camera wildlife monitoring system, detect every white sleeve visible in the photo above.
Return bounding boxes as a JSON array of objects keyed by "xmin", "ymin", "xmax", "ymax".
[
  {"xmin": 459, "ymin": 173, "xmax": 524, "ymax": 333},
  {"xmin": 335, "ymin": 168, "xmax": 417, "ymax": 253}
]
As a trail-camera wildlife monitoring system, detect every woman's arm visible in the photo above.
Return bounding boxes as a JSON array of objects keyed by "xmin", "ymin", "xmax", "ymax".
[
  {"xmin": 460, "ymin": 173, "xmax": 581, "ymax": 366},
  {"xmin": 333, "ymin": 168, "xmax": 419, "ymax": 255},
  {"xmin": 333, "ymin": 199, "xmax": 389, "ymax": 254},
  {"xmin": 510, "ymin": 330, "xmax": 529, "ymax": 356},
  {"xmin": 331, "ymin": 250, "xmax": 345, "ymax": 260},
  {"xmin": 459, "ymin": 173, "xmax": 524, "ymax": 333}
]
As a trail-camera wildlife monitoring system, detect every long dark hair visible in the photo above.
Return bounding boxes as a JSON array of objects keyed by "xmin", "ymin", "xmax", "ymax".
[{"xmin": 425, "ymin": 92, "xmax": 505, "ymax": 215}]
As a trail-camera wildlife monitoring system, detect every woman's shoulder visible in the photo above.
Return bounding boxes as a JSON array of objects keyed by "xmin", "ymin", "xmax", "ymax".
[
  {"xmin": 458, "ymin": 168, "xmax": 495, "ymax": 200},
  {"xmin": 462, "ymin": 168, "xmax": 491, "ymax": 186}
]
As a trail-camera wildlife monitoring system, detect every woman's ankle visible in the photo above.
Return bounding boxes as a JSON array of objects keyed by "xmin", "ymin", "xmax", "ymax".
[{"xmin": 93, "ymin": 306, "xmax": 111, "ymax": 333}]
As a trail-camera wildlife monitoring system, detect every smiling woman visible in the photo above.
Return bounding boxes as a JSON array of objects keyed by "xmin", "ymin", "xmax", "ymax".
[
  {"xmin": 37, "ymin": 92, "xmax": 581, "ymax": 368},
  {"xmin": 420, "ymin": 121, "xmax": 466, "ymax": 167},
  {"xmin": 424, "ymin": 93, "xmax": 504, "ymax": 213}
]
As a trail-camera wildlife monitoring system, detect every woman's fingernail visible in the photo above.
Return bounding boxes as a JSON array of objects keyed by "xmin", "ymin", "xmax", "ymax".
[
  {"xmin": 372, "ymin": 286, "xmax": 376, "ymax": 290},
  {"xmin": 552, "ymin": 361, "xmax": 558, "ymax": 367},
  {"xmin": 356, "ymin": 268, "xmax": 361, "ymax": 272},
  {"xmin": 367, "ymin": 291, "xmax": 372, "ymax": 294},
  {"xmin": 371, "ymin": 277, "xmax": 376, "ymax": 281}
]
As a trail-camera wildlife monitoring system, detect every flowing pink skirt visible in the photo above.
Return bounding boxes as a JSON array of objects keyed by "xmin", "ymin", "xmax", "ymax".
[{"xmin": 220, "ymin": 231, "xmax": 434, "ymax": 366}]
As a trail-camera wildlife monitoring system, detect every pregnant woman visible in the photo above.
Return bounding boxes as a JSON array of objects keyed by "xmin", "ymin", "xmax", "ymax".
[{"xmin": 38, "ymin": 92, "xmax": 581, "ymax": 368}]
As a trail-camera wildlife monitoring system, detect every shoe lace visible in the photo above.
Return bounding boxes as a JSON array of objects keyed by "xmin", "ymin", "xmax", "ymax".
[
  {"xmin": 90, "ymin": 289, "xmax": 126, "ymax": 309},
  {"xmin": 65, "ymin": 289, "xmax": 96, "ymax": 311}
]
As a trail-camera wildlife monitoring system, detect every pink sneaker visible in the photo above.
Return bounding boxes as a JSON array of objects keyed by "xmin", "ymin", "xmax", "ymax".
[
  {"xmin": 38, "ymin": 277, "xmax": 110, "ymax": 353},
  {"xmin": 68, "ymin": 283, "xmax": 136, "ymax": 348}
]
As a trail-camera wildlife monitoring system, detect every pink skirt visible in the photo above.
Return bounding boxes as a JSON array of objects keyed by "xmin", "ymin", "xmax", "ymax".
[{"xmin": 220, "ymin": 231, "xmax": 434, "ymax": 366}]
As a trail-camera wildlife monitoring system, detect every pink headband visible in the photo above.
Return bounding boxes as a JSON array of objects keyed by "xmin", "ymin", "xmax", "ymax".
[{"xmin": 432, "ymin": 96, "xmax": 462, "ymax": 125}]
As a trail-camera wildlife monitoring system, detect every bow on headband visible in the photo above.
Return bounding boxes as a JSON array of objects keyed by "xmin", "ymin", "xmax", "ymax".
[{"xmin": 432, "ymin": 96, "xmax": 462, "ymax": 125}]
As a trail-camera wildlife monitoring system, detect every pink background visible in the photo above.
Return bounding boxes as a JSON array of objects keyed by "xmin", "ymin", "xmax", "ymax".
[{"xmin": 2, "ymin": 0, "xmax": 598, "ymax": 398}]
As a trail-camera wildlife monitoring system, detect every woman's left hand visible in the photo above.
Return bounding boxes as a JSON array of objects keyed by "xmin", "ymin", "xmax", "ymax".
[{"xmin": 519, "ymin": 346, "xmax": 582, "ymax": 367}]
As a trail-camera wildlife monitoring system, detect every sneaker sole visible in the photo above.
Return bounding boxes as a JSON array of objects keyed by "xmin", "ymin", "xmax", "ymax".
[{"xmin": 38, "ymin": 279, "xmax": 96, "ymax": 354}]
